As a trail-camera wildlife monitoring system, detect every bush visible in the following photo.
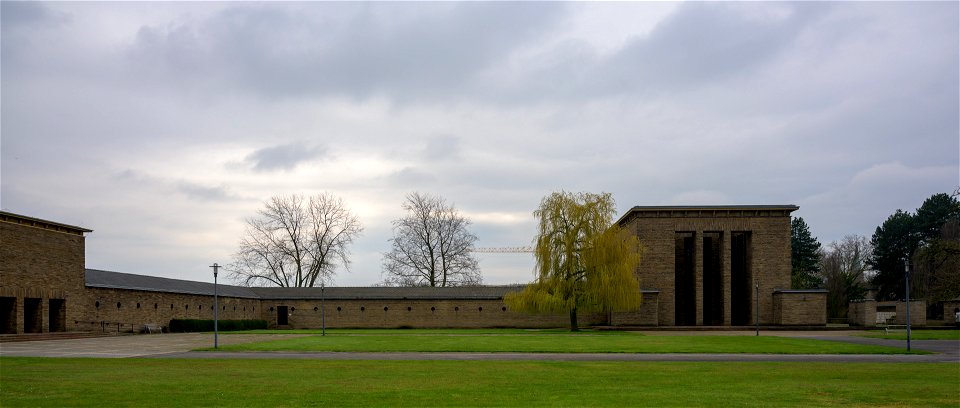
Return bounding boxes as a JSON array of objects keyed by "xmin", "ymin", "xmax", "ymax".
[{"xmin": 168, "ymin": 319, "xmax": 268, "ymax": 333}]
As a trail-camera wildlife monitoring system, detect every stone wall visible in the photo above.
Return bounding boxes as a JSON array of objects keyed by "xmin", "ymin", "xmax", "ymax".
[
  {"xmin": 893, "ymin": 300, "xmax": 927, "ymax": 326},
  {"xmin": 848, "ymin": 300, "xmax": 877, "ymax": 327},
  {"xmin": 609, "ymin": 291, "xmax": 659, "ymax": 326},
  {"xmin": 0, "ymin": 214, "xmax": 88, "ymax": 334},
  {"xmin": 773, "ymin": 290, "xmax": 827, "ymax": 325},
  {"xmin": 619, "ymin": 207, "xmax": 795, "ymax": 326},
  {"xmin": 81, "ymin": 287, "xmax": 261, "ymax": 333},
  {"xmin": 258, "ymin": 298, "xmax": 606, "ymax": 329}
]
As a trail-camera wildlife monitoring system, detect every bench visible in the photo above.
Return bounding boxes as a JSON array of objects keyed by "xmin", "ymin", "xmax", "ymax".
[
  {"xmin": 884, "ymin": 325, "xmax": 906, "ymax": 334},
  {"xmin": 143, "ymin": 324, "xmax": 163, "ymax": 334}
]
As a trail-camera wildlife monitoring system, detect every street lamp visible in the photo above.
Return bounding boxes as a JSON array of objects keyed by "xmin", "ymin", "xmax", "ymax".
[
  {"xmin": 755, "ymin": 279, "xmax": 760, "ymax": 337},
  {"xmin": 904, "ymin": 260, "xmax": 911, "ymax": 351},
  {"xmin": 210, "ymin": 263, "xmax": 220, "ymax": 349},
  {"xmin": 321, "ymin": 280, "xmax": 326, "ymax": 337}
]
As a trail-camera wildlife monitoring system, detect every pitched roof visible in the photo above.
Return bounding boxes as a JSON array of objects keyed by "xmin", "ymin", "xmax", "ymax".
[
  {"xmin": 250, "ymin": 285, "xmax": 526, "ymax": 300},
  {"xmin": 85, "ymin": 269, "xmax": 526, "ymax": 300},
  {"xmin": 85, "ymin": 269, "xmax": 260, "ymax": 299}
]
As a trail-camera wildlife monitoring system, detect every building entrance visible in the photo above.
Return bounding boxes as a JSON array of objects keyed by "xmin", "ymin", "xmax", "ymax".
[
  {"xmin": 49, "ymin": 299, "xmax": 66, "ymax": 332},
  {"xmin": 702, "ymin": 232, "xmax": 724, "ymax": 326},
  {"xmin": 731, "ymin": 232, "xmax": 753, "ymax": 325},
  {"xmin": 1, "ymin": 297, "xmax": 16, "ymax": 334},
  {"xmin": 675, "ymin": 232, "xmax": 696, "ymax": 326},
  {"xmin": 24, "ymin": 298, "xmax": 42, "ymax": 333},
  {"xmin": 277, "ymin": 306, "xmax": 288, "ymax": 325}
]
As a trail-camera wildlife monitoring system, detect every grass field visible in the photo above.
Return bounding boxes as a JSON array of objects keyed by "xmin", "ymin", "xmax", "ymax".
[
  {"xmin": 207, "ymin": 329, "xmax": 923, "ymax": 354},
  {"xmin": 857, "ymin": 329, "xmax": 960, "ymax": 341},
  {"xmin": 1, "ymin": 358, "xmax": 955, "ymax": 407}
]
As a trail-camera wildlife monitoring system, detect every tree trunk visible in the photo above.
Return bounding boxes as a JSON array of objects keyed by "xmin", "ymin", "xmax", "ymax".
[{"xmin": 569, "ymin": 307, "xmax": 579, "ymax": 332}]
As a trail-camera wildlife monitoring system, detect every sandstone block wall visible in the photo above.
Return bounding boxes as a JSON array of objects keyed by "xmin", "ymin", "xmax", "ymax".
[
  {"xmin": 81, "ymin": 287, "xmax": 261, "ymax": 332},
  {"xmin": 0, "ymin": 215, "xmax": 88, "ymax": 334},
  {"xmin": 620, "ymin": 207, "xmax": 794, "ymax": 326},
  {"xmin": 609, "ymin": 292, "xmax": 659, "ymax": 326},
  {"xmin": 773, "ymin": 290, "xmax": 826, "ymax": 325},
  {"xmin": 894, "ymin": 300, "xmax": 927, "ymax": 326},
  {"xmin": 848, "ymin": 300, "xmax": 877, "ymax": 327},
  {"xmin": 258, "ymin": 298, "xmax": 606, "ymax": 329}
]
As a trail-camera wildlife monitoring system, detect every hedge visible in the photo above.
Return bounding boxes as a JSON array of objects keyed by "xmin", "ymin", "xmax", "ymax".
[{"xmin": 168, "ymin": 319, "xmax": 268, "ymax": 333}]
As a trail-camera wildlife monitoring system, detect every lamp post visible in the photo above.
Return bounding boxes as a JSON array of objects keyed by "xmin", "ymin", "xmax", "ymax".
[
  {"xmin": 755, "ymin": 279, "xmax": 760, "ymax": 336},
  {"xmin": 904, "ymin": 260, "xmax": 911, "ymax": 352},
  {"xmin": 210, "ymin": 263, "xmax": 220, "ymax": 349},
  {"xmin": 321, "ymin": 280, "xmax": 326, "ymax": 337}
]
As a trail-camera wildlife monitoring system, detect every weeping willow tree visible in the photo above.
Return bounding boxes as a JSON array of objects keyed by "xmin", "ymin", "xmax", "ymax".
[{"xmin": 505, "ymin": 191, "xmax": 642, "ymax": 331}]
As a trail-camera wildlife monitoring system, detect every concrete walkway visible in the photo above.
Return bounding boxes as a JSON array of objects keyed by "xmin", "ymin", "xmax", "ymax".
[
  {"xmin": 1, "ymin": 331, "xmax": 956, "ymax": 363},
  {"xmin": 0, "ymin": 333, "xmax": 307, "ymax": 358}
]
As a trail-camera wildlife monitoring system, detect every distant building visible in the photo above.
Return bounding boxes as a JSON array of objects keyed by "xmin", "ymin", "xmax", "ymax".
[{"xmin": 0, "ymin": 208, "xmax": 826, "ymax": 334}]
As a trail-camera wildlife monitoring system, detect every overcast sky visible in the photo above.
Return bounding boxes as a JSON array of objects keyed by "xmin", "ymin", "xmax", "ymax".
[{"xmin": 2, "ymin": 2, "xmax": 957, "ymax": 287}]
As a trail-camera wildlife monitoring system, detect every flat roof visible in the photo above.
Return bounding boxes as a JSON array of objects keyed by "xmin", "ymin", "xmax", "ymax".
[
  {"xmin": 0, "ymin": 211, "xmax": 93, "ymax": 235},
  {"xmin": 616, "ymin": 205, "xmax": 799, "ymax": 225}
]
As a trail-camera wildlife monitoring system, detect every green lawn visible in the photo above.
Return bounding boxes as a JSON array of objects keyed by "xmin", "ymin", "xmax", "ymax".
[
  {"xmin": 1, "ymin": 358, "xmax": 955, "ymax": 407},
  {"xmin": 857, "ymin": 329, "xmax": 960, "ymax": 341},
  {"xmin": 208, "ymin": 330, "xmax": 923, "ymax": 354}
]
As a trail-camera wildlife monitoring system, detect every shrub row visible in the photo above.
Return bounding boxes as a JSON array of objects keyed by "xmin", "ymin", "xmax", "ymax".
[{"xmin": 168, "ymin": 319, "xmax": 268, "ymax": 332}]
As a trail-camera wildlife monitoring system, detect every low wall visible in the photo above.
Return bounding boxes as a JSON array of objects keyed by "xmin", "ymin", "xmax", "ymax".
[
  {"xmin": 81, "ymin": 287, "xmax": 261, "ymax": 332},
  {"xmin": 260, "ymin": 298, "xmax": 606, "ymax": 329},
  {"xmin": 772, "ymin": 290, "xmax": 827, "ymax": 325},
  {"xmin": 848, "ymin": 300, "xmax": 877, "ymax": 326}
]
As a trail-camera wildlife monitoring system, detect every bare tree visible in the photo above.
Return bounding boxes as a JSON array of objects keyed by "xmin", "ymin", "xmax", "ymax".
[
  {"xmin": 820, "ymin": 235, "xmax": 872, "ymax": 319},
  {"xmin": 382, "ymin": 192, "xmax": 481, "ymax": 287},
  {"xmin": 229, "ymin": 193, "xmax": 363, "ymax": 287}
]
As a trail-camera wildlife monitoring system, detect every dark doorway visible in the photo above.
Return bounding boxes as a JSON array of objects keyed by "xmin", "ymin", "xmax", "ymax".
[
  {"xmin": 702, "ymin": 232, "xmax": 724, "ymax": 326},
  {"xmin": 0, "ymin": 297, "xmax": 16, "ymax": 334},
  {"xmin": 674, "ymin": 232, "xmax": 696, "ymax": 326},
  {"xmin": 731, "ymin": 232, "xmax": 753, "ymax": 326},
  {"xmin": 277, "ymin": 306, "xmax": 288, "ymax": 325},
  {"xmin": 49, "ymin": 299, "xmax": 66, "ymax": 332},
  {"xmin": 24, "ymin": 298, "xmax": 42, "ymax": 333}
]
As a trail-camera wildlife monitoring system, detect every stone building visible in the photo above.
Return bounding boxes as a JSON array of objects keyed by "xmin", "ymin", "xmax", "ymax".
[
  {"xmin": 1, "ymin": 207, "xmax": 826, "ymax": 334},
  {"xmin": 616, "ymin": 205, "xmax": 827, "ymax": 326}
]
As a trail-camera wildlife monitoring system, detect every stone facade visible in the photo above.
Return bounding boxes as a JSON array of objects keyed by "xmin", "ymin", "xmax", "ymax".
[
  {"xmin": 80, "ymin": 287, "xmax": 261, "ymax": 333},
  {"xmin": 258, "ymin": 298, "xmax": 605, "ymax": 329},
  {"xmin": 848, "ymin": 300, "xmax": 928, "ymax": 327},
  {"xmin": 0, "ymin": 212, "xmax": 90, "ymax": 334},
  {"xmin": 848, "ymin": 300, "xmax": 878, "ymax": 326},
  {"xmin": 617, "ymin": 206, "xmax": 804, "ymax": 326},
  {"xmin": 773, "ymin": 290, "xmax": 827, "ymax": 325}
]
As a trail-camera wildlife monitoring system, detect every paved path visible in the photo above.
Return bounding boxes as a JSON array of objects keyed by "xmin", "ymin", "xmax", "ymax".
[{"xmin": 1, "ymin": 332, "xmax": 956, "ymax": 363}]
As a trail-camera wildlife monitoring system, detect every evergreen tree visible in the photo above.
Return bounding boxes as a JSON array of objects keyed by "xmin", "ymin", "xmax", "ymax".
[
  {"xmin": 791, "ymin": 217, "xmax": 822, "ymax": 289},
  {"xmin": 869, "ymin": 192, "xmax": 960, "ymax": 301},
  {"xmin": 868, "ymin": 210, "xmax": 917, "ymax": 300}
]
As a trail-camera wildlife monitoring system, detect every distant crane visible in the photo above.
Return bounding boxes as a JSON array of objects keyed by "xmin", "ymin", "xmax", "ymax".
[{"xmin": 472, "ymin": 246, "xmax": 534, "ymax": 253}]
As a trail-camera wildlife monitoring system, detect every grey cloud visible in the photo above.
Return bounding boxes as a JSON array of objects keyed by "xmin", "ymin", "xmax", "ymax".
[
  {"xmin": 423, "ymin": 135, "xmax": 460, "ymax": 161},
  {"xmin": 115, "ymin": 169, "xmax": 236, "ymax": 202},
  {"xmin": 125, "ymin": 2, "xmax": 566, "ymax": 100},
  {"xmin": 388, "ymin": 167, "xmax": 437, "ymax": 186},
  {"xmin": 243, "ymin": 143, "xmax": 327, "ymax": 172},
  {"xmin": 174, "ymin": 181, "xmax": 233, "ymax": 202},
  {"xmin": 600, "ymin": 3, "xmax": 825, "ymax": 93}
]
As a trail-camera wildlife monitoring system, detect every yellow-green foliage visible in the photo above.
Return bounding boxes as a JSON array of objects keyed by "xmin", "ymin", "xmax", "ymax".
[{"xmin": 506, "ymin": 191, "xmax": 642, "ymax": 316}]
